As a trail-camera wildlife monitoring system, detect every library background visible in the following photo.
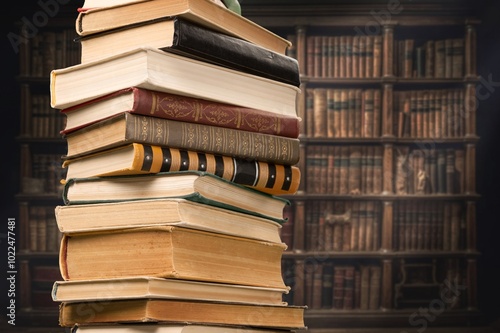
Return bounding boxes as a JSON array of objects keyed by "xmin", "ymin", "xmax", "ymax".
[{"xmin": 2, "ymin": 0, "xmax": 500, "ymax": 332}]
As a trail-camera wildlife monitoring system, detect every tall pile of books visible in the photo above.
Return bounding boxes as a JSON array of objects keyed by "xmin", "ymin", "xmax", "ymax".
[{"xmin": 49, "ymin": 1, "xmax": 305, "ymax": 332}]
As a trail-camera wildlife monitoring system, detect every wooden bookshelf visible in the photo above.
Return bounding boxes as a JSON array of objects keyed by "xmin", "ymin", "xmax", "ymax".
[
  {"xmin": 13, "ymin": 3, "xmax": 80, "ymax": 331},
  {"xmin": 242, "ymin": 0, "xmax": 482, "ymax": 330}
]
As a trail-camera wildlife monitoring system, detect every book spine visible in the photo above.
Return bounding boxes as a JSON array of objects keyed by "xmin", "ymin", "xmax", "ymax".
[
  {"xmin": 127, "ymin": 114, "xmax": 300, "ymax": 165},
  {"xmin": 132, "ymin": 144, "xmax": 301, "ymax": 195},
  {"xmin": 126, "ymin": 88, "xmax": 299, "ymax": 138}
]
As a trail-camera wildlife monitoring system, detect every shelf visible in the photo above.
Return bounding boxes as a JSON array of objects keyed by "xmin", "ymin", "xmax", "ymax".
[
  {"xmin": 285, "ymin": 193, "xmax": 481, "ymax": 201},
  {"xmin": 283, "ymin": 250, "xmax": 481, "ymax": 259}
]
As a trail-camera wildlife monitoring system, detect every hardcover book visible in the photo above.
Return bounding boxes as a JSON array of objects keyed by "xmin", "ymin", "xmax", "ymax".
[
  {"xmin": 71, "ymin": 324, "xmax": 291, "ymax": 333},
  {"xmin": 61, "ymin": 87, "xmax": 300, "ymax": 137},
  {"xmin": 79, "ymin": 17, "xmax": 300, "ymax": 86},
  {"xmin": 50, "ymin": 47, "xmax": 300, "ymax": 116},
  {"xmin": 59, "ymin": 225, "xmax": 287, "ymax": 289},
  {"xmin": 55, "ymin": 197, "xmax": 284, "ymax": 242},
  {"xmin": 62, "ymin": 113, "xmax": 301, "ymax": 164},
  {"xmin": 62, "ymin": 171, "xmax": 289, "ymax": 222},
  {"xmin": 75, "ymin": 0, "xmax": 291, "ymax": 55},
  {"xmin": 59, "ymin": 298, "xmax": 305, "ymax": 329},
  {"xmin": 62, "ymin": 143, "xmax": 301, "ymax": 195},
  {"xmin": 52, "ymin": 276, "xmax": 288, "ymax": 305}
]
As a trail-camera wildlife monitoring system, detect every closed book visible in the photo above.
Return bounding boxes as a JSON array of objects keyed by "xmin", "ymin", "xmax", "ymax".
[
  {"xmin": 59, "ymin": 225, "xmax": 287, "ymax": 289},
  {"xmin": 62, "ymin": 171, "xmax": 290, "ymax": 222},
  {"xmin": 50, "ymin": 47, "xmax": 299, "ymax": 116},
  {"xmin": 79, "ymin": 17, "xmax": 300, "ymax": 86},
  {"xmin": 63, "ymin": 113, "xmax": 300, "ymax": 165},
  {"xmin": 62, "ymin": 143, "xmax": 301, "ymax": 195},
  {"xmin": 61, "ymin": 86, "xmax": 300, "ymax": 137},
  {"xmin": 80, "ymin": 0, "xmax": 226, "ymax": 10},
  {"xmin": 75, "ymin": 0, "xmax": 291, "ymax": 55},
  {"xmin": 71, "ymin": 324, "xmax": 290, "ymax": 333},
  {"xmin": 52, "ymin": 277, "xmax": 288, "ymax": 305},
  {"xmin": 59, "ymin": 298, "xmax": 305, "ymax": 329},
  {"xmin": 54, "ymin": 198, "xmax": 283, "ymax": 242}
]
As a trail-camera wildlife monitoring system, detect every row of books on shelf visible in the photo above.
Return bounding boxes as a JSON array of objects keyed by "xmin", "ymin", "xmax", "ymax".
[
  {"xmin": 22, "ymin": 93, "xmax": 65, "ymax": 138},
  {"xmin": 394, "ymin": 146, "xmax": 465, "ymax": 195},
  {"xmin": 284, "ymin": 261, "xmax": 382, "ymax": 310},
  {"xmin": 20, "ymin": 29, "xmax": 80, "ymax": 78},
  {"xmin": 304, "ymin": 87, "xmax": 470, "ymax": 139},
  {"xmin": 394, "ymin": 201, "xmax": 465, "ymax": 252},
  {"xmin": 301, "ymin": 34, "xmax": 383, "ymax": 78},
  {"xmin": 395, "ymin": 88, "xmax": 468, "ymax": 139},
  {"xmin": 306, "ymin": 145, "xmax": 383, "ymax": 195},
  {"xmin": 25, "ymin": 205, "xmax": 62, "ymax": 253},
  {"xmin": 395, "ymin": 38, "xmax": 465, "ymax": 79},
  {"xmin": 20, "ymin": 149, "xmax": 66, "ymax": 195},
  {"xmin": 306, "ymin": 88, "xmax": 382, "ymax": 138}
]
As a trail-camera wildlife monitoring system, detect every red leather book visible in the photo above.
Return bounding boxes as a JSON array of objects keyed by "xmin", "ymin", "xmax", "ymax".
[{"xmin": 61, "ymin": 87, "xmax": 301, "ymax": 138}]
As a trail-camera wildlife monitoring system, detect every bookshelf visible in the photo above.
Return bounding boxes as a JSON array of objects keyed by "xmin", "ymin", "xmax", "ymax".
[
  {"xmin": 13, "ymin": 3, "xmax": 80, "ymax": 330},
  {"xmin": 242, "ymin": 1, "xmax": 482, "ymax": 330}
]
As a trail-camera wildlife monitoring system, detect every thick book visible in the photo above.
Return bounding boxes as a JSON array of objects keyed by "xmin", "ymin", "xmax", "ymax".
[
  {"xmin": 50, "ymin": 47, "xmax": 300, "ymax": 115},
  {"xmin": 52, "ymin": 276, "xmax": 287, "ymax": 305},
  {"xmin": 62, "ymin": 143, "xmax": 301, "ymax": 195},
  {"xmin": 60, "ymin": 87, "xmax": 300, "ymax": 137},
  {"xmin": 62, "ymin": 171, "xmax": 289, "ymax": 222},
  {"xmin": 79, "ymin": 17, "xmax": 300, "ymax": 87},
  {"xmin": 63, "ymin": 113, "xmax": 301, "ymax": 165},
  {"xmin": 80, "ymin": 0, "xmax": 227, "ymax": 10},
  {"xmin": 71, "ymin": 324, "xmax": 290, "ymax": 333},
  {"xmin": 75, "ymin": 0, "xmax": 291, "ymax": 55},
  {"xmin": 59, "ymin": 298, "xmax": 305, "ymax": 329},
  {"xmin": 59, "ymin": 225, "xmax": 287, "ymax": 289},
  {"xmin": 54, "ymin": 198, "xmax": 284, "ymax": 242}
]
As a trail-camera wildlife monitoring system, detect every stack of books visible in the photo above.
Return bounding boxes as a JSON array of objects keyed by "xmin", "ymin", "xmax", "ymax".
[{"xmin": 49, "ymin": 0, "xmax": 305, "ymax": 332}]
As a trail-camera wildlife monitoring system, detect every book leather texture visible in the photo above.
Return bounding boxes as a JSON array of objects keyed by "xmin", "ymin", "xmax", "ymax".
[
  {"xmin": 64, "ymin": 113, "xmax": 301, "ymax": 165},
  {"xmin": 62, "ymin": 143, "xmax": 301, "ymax": 195},
  {"xmin": 61, "ymin": 87, "xmax": 301, "ymax": 138}
]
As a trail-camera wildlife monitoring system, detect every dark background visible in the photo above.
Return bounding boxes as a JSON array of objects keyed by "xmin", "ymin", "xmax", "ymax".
[{"xmin": 1, "ymin": 0, "xmax": 500, "ymax": 329}]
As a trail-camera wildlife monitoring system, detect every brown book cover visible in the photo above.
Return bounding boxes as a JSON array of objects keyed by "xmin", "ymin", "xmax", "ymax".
[
  {"xmin": 345, "ymin": 35, "xmax": 353, "ymax": 78},
  {"xmin": 350, "ymin": 202, "xmax": 360, "ymax": 251},
  {"xmin": 364, "ymin": 146, "xmax": 374, "ymax": 194},
  {"xmin": 364, "ymin": 201, "xmax": 374, "ymax": 251},
  {"xmin": 455, "ymin": 148, "xmax": 465, "ymax": 194},
  {"xmin": 321, "ymin": 35, "xmax": 329, "ymax": 78},
  {"xmin": 354, "ymin": 268, "xmax": 361, "ymax": 309},
  {"xmin": 306, "ymin": 36, "xmax": 315, "ymax": 77},
  {"xmin": 446, "ymin": 149, "xmax": 456, "ymax": 194},
  {"xmin": 452, "ymin": 38, "xmax": 464, "ymax": 78},
  {"xmin": 339, "ymin": 35, "xmax": 347, "ymax": 78},
  {"xmin": 339, "ymin": 146, "xmax": 350, "ymax": 194},
  {"xmin": 434, "ymin": 90, "xmax": 443, "ymax": 138},
  {"xmin": 365, "ymin": 35, "xmax": 374, "ymax": 78},
  {"xmin": 357, "ymin": 201, "xmax": 367, "ymax": 251},
  {"xmin": 326, "ymin": 88, "xmax": 336, "ymax": 138},
  {"xmin": 359, "ymin": 265, "xmax": 370, "ymax": 310},
  {"xmin": 354, "ymin": 89, "xmax": 363, "ymax": 137},
  {"xmin": 348, "ymin": 146, "xmax": 362, "ymax": 195},
  {"xmin": 343, "ymin": 266, "xmax": 355, "ymax": 309},
  {"xmin": 445, "ymin": 38, "xmax": 454, "ymax": 78},
  {"xmin": 322, "ymin": 263, "xmax": 334, "ymax": 308},
  {"xmin": 306, "ymin": 89, "xmax": 314, "ymax": 137},
  {"xmin": 59, "ymin": 298, "xmax": 305, "ymax": 329},
  {"xmin": 61, "ymin": 87, "xmax": 301, "ymax": 138},
  {"xmin": 373, "ymin": 89, "xmax": 382, "ymax": 137},
  {"xmin": 442, "ymin": 202, "xmax": 452, "ymax": 251},
  {"xmin": 348, "ymin": 89, "xmax": 356, "ymax": 138},
  {"xmin": 333, "ymin": 89, "xmax": 342, "ymax": 138},
  {"xmin": 333, "ymin": 146, "xmax": 341, "ymax": 194},
  {"xmin": 425, "ymin": 40, "xmax": 435, "ymax": 78},
  {"xmin": 59, "ymin": 226, "xmax": 287, "ymax": 289},
  {"xmin": 362, "ymin": 89, "xmax": 374, "ymax": 138},
  {"xmin": 428, "ymin": 90, "xmax": 436, "ymax": 139},
  {"xmin": 373, "ymin": 35, "xmax": 382, "ymax": 78},
  {"xmin": 403, "ymin": 39, "xmax": 414, "ymax": 78},
  {"xmin": 352, "ymin": 35, "xmax": 360, "ymax": 78},
  {"xmin": 313, "ymin": 88, "xmax": 328, "ymax": 138},
  {"xmin": 312, "ymin": 264, "xmax": 323, "ymax": 309},
  {"xmin": 340, "ymin": 89, "xmax": 349, "ymax": 137},
  {"xmin": 435, "ymin": 39, "xmax": 446, "ymax": 78},
  {"xmin": 327, "ymin": 36, "xmax": 335, "ymax": 77},
  {"xmin": 333, "ymin": 36, "xmax": 341, "ymax": 78},
  {"xmin": 358, "ymin": 36, "xmax": 366, "ymax": 78},
  {"xmin": 64, "ymin": 113, "xmax": 300, "ymax": 165},
  {"xmin": 368, "ymin": 265, "xmax": 381, "ymax": 310},
  {"xmin": 373, "ymin": 146, "xmax": 383, "ymax": 194},
  {"xmin": 313, "ymin": 35, "xmax": 323, "ymax": 78},
  {"xmin": 333, "ymin": 266, "xmax": 346, "ymax": 309},
  {"xmin": 450, "ymin": 202, "xmax": 461, "ymax": 251}
]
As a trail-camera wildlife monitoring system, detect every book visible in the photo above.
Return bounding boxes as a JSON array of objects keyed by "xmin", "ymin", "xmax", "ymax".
[
  {"xmin": 59, "ymin": 225, "xmax": 287, "ymax": 289},
  {"xmin": 62, "ymin": 144, "xmax": 301, "ymax": 195},
  {"xmin": 59, "ymin": 298, "xmax": 305, "ymax": 329},
  {"xmin": 62, "ymin": 171, "xmax": 289, "ymax": 222},
  {"xmin": 50, "ymin": 47, "xmax": 300, "ymax": 116},
  {"xmin": 54, "ymin": 198, "xmax": 284, "ymax": 242},
  {"xmin": 79, "ymin": 17, "xmax": 300, "ymax": 87},
  {"xmin": 80, "ymin": 0, "xmax": 227, "ymax": 10},
  {"xmin": 60, "ymin": 87, "xmax": 300, "ymax": 137},
  {"xmin": 62, "ymin": 113, "xmax": 300, "ymax": 164},
  {"xmin": 75, "ymin": 0, "xmax": 291, "ymax": 55},
  {"xmin": 71, "ymin": 324, "xmax": 291, "ymax": 333},
  {"xmin": 52, "ymin": 276, "xmax": 287, "ymax": 305}
]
